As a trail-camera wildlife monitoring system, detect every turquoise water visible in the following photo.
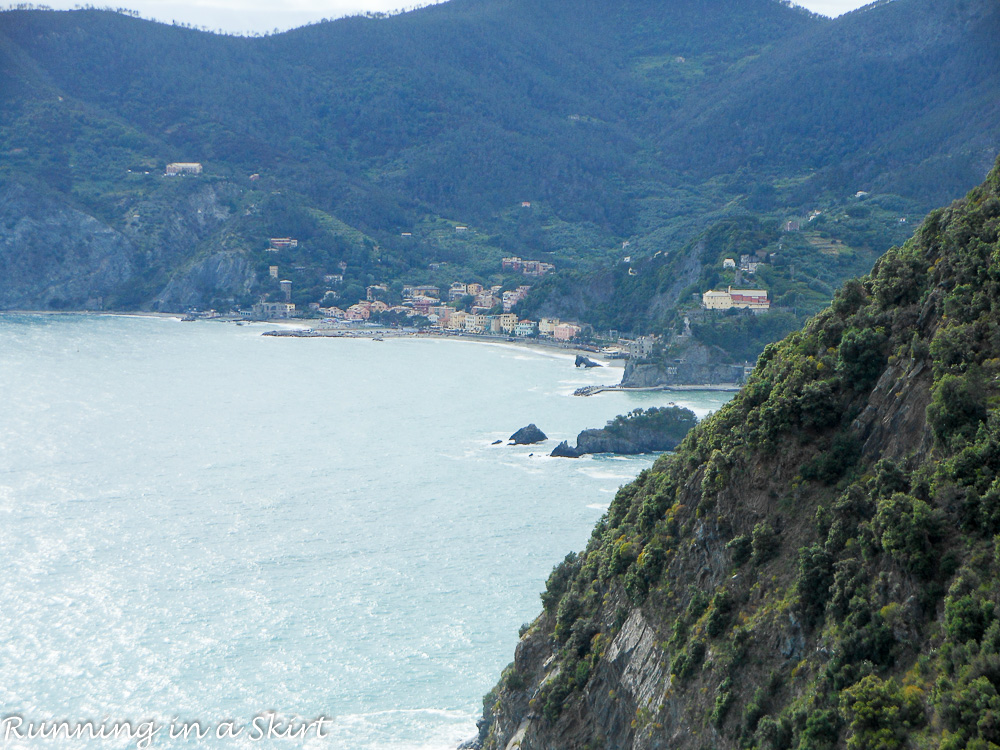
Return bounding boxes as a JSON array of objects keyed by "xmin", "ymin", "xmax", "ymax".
[{"xmin": 0, "ymin": 314, "xmax": 732, "ymax": 749}]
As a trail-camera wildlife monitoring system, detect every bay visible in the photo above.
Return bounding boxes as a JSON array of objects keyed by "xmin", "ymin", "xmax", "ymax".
[{"xmin": 0, "ymin": 314, "xmax": 732, "ymax": 749}]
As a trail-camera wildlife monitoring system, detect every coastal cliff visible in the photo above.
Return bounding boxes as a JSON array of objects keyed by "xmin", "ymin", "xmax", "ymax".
[
  {"xmin": 620, "ymin": 339, "xmax": 746, "ymax": 388},
  {"xmin": 0, "ymin": 181, "xmax": 134, "ymax": 309},
  {"xmin": 153, "ymin": 250, "xmax": 257, "ymax": 311},
  {"xmin": 0, "ymin": 178, "xmax": 255, "ymax": 311},
  {"xmin": 473, "ymin": 160, "xmax": 1000, "ymax": 749}
]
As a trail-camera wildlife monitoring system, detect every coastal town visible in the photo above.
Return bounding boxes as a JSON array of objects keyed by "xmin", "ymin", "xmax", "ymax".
[
  {"xmin": 160, "ymin": 163, "xmax": 789, "ymax": 355},
  {"xmin": 223, "ymin": 235, "xmax": 772, "ymax": 350},
  {"xmin": 232, "ymin": 234, "xmax": 601, "ymax": 342}
]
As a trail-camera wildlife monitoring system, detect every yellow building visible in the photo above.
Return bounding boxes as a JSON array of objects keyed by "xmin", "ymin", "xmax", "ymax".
[
  {"xmin": 702, "ymin": 287, "xmax": 770, "ymax": 311},
  {"xmin": 702, "ymin": 290, "xmax": 732, "ymax": 309},
  {"xmin": 498, "ymin": 313, "xmax": 518, "ymax": 333}
]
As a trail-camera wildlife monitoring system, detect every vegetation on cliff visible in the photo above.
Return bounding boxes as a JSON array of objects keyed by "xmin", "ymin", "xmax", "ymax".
[{"xmin": 478, "ymin": 159, "xmax": 1000, "ymax": 749}]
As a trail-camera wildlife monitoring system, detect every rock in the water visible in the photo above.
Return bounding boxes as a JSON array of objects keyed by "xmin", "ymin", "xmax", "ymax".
[
  {"xmin": 550, "ymin": 440, "xmax": 580, "ymax": 458},
  {"xmin": 550, "ymin": 406, "xmax": 698, "ymax": 457},
  {"xmin": 575, "ymin": 354, "xmax": 601, "ymax": 368},
  {"xmin": 491, "ymin": 439, "xmax": 502, "ymax": 445},
  {"xmin": 509, "ymin": 424, "xmax": 547, "ymax": 445}
]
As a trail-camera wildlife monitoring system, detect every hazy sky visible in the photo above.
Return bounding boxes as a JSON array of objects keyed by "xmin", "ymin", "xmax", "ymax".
[{"xmin": 31, "ymin": 0, "xmax": 875, "ymax": 35}]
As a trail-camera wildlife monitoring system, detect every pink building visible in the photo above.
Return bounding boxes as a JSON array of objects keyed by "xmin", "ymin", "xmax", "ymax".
[
  {"xmin": 553, "ymin": 323, "xmax": 582, "ymax": 341},
  {"xmin": 345, "ymin": 303, "xmax": 371, "ymax": 320}
]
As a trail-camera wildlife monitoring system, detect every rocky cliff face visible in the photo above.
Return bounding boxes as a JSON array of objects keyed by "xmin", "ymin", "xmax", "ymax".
[
  {"xmin": 621, "ymin": 360, "xmax": 745, "ymax": 388},
  {"xmin": 472, "ymin": 161, "xmax": 1000, "ymax": 750},
  {"xmin": 621, "ymin": 339, "xmax": 746, "ymax": 387},
  {"xmin": 153, "ymin": 250, "xmax": 257, "ymax": 311},
  {"xmin": 574, "ymin": 426, "xmax": 679, "ymax": 455},
  {"xmin": 0, "ymin": 177, "xmax": 256, "ymax": 312},
  {"xmin": 0, "ymin": 180, "xmax": 134, "ymax": 309}
]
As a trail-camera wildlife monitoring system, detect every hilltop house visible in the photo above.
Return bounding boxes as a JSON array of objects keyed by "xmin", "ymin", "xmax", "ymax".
[
  {"xmin": 165, "ymin": 162, "xmax": 202, "ymax": 175},
  {"xmin": 702, "ymin": 286, "xmax": 770, "ymax": 311}
]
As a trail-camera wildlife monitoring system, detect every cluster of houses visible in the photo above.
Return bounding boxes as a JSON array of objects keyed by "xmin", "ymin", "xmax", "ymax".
[
  {"xmin": 266, "ymin": 237, "xmax": 299, "ymax": 251},
  {"xmin": 722, "ymin": 254, "xmax": 766, "ymax": 274},
  {"xmin": 304, "ymin": 280, "xmax": 584, "ymax": 340},
  {"xmin": 315, "ymin": 299, "xmax": 583, "ymax": 340},
  {"xmin": 443, "ymin": 281, "xmax": 532, "ymax": 312},
  {"xmin": 248, "ymin": 227, "xmax": 564, "ymax": 332},
  {"xmin": 501, "ymin": 257, "xmax": 555, "ymax": 276}
]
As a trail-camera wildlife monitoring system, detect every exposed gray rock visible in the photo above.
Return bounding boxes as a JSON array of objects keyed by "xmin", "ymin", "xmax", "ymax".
[
  {"xmin": 0, "ymin": 181, "xmax": 134, "ymax": 309},
  {"xmin": 622, "ymin": 360, "xmax": 745, "ymax": 388},
  {"xmin": 575, "ymin": 354, "xmax": 601, "ymax": 368},
  {"xmin": 154, "ymin": 251, "xmax": 256, "ymax": 311},
  {"xmin": 550, "ymin": 440, "xmax": 580, "ymax": 458},
  {"xmin": 509, "ymin": 424, "xmax": 547, "ymax": 445},
  {"xmin": 621, "ymin": 338, "xmax": 746, "ymax": 387}
]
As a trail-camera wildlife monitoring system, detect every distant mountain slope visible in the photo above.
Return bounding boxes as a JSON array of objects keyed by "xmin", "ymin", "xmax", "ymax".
[
  {"xmin": 666, "ymin": 0, "xmax": 1000, "ymax": 206},
  {"xmin": 0, "ymin": 0, "xmax": 814, "ymax": 224},
  {"xmin": 0, "ymin": 0, "xmax": 996, "ymax": 320},
  {"xmin": 475, "ymin": 153, "xmax": 1000, "ymax": 750}
]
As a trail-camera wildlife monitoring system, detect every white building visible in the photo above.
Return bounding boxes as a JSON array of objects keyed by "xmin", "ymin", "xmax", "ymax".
[
  {"xmin": 515, "ymin": 320, "xmax": 537, "ymax": 337},
  {"xmin": 165, "ymin": 162, "xmax": 202, "ymax": 175}
]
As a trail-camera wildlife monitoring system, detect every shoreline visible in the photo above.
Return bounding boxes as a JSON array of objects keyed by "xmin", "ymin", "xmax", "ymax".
[
  {"xmin": 0, "ymin": 309, "xmax": 182, "ymax": 319},
  {"xmin": 259, "ymin": 326, "xmax": 625, "ymax": 363},
  {"xmin": 2, "ymin": 311, "xmax": 743, "ymax": 391},
  {"xmin": 261, "ymin": 327, "xmax": 744, "ymax": 391},
  {"xmin": 573, "ymin": 383, "xmax": 741, "ymax": 397}
]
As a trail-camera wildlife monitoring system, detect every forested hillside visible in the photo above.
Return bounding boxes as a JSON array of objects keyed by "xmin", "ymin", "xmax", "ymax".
[
  {"xmin": 0, "ymin": 0, "xmax": 997, "ymax": 357},
  {"xmin": 475, "ymin": 154, "xmax": 1000, "ymax": 750}
]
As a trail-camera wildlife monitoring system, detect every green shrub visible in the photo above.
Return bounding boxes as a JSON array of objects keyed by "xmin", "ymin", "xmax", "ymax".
[
  {"xmin": 874, "ymin": 492, "xmax": 942, "ymax": 578},
  {"xmin": 927, "ymin": 372, "xmax": 988, "ymax": 445},
  {"xmin": 706, "ymin": 589, "xmax": 734, "ymax": 637},
  {"xmin": 839, "ymin": 675, "xmax": 923, "ymax": 750},
  {"xmin": 836, "ymin": 326, "xmax": 888, "ymax": 391},
  {"xmin": 795, "ymin": 544, "xmax": 834, "ymax": 627},
  {"xmin": 541, "ymin": 552, "xmax": 580, "ymax": 610},
  {"xmin": 752, "ymin": 522, "xmax": 781, "ymax": 565},
  {"xmin": 801, "ymin": 431, "xmax": 862, "ymax": 484},
  {"xmin": 796, "ymin": 707, "xmax": 840, "ymax": 750},
  {"xmin": 671, "ymin": 639, "xmax": 706, "ymax": 682},
  {"xmin": 554, "ymin": 591, "xmax": 583, "ymax": 644},
  {"xmin": 945, "ymin": 594, "xmax": 996, "ymax": 644},
  {"xmin": 727, "ymin": 533, "xmax": 752, "ymax": 566},
  {"xmin": 798, "ymin": 379, "xmax": 841, "ymax": 430},
  {"xmin": 756, "ymin": 715, "xmax": 793, "ymax": 750},
  {"xmin": 712, "ymin": 678, "xmax": 733, "ymax": 727},
  {"xmin": 744, "ymin": 686, "xmax": 768, "ymax": 733}
]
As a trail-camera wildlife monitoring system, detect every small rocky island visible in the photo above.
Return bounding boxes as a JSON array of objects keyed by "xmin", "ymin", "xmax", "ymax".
[
  {"xmin": 550, "ymin": 405, "xmax": 697, "ymax": 457},
  {"xmin": 508, "ymin": 424, "xmax": 548, "ymax": 445}
]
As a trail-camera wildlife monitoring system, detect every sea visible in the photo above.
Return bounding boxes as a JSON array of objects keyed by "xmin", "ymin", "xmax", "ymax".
[{"xmin": 0, "ymin": 314, "xmax": 733, "ymax": 749}]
